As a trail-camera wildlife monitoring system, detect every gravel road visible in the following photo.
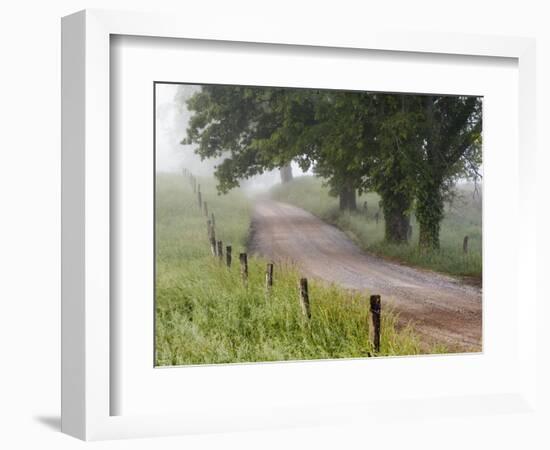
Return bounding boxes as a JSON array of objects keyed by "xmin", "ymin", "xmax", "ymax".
[{"xmin": 248, "ymin": 199, "xmax": 482, "ymax": 353}]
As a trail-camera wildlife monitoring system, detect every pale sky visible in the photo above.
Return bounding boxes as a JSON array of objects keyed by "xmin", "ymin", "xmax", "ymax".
[
  {"xmin": 155, "ymin": 83, "xmax": 205, "ymax": 174},
  {"xmin": 154, "ymin": 83, "xmax": 307, "ymax": 192}
]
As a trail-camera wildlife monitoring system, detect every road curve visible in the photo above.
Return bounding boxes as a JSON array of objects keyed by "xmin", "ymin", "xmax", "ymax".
[{"xmin": 248, "ymin": 199, "xmax": 482, "ymax": 353}]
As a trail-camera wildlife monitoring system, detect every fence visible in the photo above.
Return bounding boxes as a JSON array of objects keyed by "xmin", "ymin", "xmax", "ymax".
[{"xmin": 181, "ymin": 168, "xmax": 383, "ymax": 355}]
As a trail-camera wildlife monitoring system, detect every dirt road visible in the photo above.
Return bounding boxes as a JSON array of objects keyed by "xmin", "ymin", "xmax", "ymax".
[{"xmin": 248, "ymin": 200, "xmax": 482, "ymax": 353}]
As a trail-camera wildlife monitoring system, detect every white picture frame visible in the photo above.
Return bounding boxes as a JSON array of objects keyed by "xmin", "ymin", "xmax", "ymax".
[{"xmin": 61, "ymin": 9, "xmax": 538, "ymax": 441}]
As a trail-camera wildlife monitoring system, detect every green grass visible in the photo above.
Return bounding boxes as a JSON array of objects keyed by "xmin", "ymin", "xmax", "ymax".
[
  {"xmin": 270, "ymin": 176, "xmax": 482, "ymax": 280},
  {"xmin": 155, "ymin": 173, "xmax": 434, "ymax": 366}
]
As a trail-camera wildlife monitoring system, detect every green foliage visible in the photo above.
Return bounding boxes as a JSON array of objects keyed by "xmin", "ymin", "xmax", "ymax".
[
  {"xmin": 184, "ymin": 86, "xmax": 300, "ymax": 193},
  {"xmin": 183, "ymin": 86, "xmax": 482, "ymax": 248},
  {"xmin": 155, "ymin": 173, "xmax": 434, "ymax": 366},
  {"xmin": 363, "ymin": 95, "xmax": 421, "ymax": 242},
  {"xmin": 270, "ymin": 176, "xmax": 482, "ymax": 279},
  {"xmin": 413, "ymin": 96, "xmax": 483, "ymax": 249}
]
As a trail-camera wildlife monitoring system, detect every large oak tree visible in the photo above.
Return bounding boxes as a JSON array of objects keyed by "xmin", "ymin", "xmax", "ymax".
[{"xmin": 414, "ymin": 96, "xmax": 482, "ymax": 249}]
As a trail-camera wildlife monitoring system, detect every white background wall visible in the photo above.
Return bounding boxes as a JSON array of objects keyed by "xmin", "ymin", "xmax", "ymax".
[{"xmin": 0, "ymin": 1, "xmax": 548, "ymax": 448}]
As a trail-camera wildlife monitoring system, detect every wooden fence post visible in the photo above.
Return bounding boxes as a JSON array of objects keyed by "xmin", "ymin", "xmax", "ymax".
[
  {"xmin": 463, "ymin": 236, "xmax": 469, "ymax": 254},
  {"xmin": 211, "ymin": 212, "xmax": 215, "ymax": 228},
  {"xmin": 203, "ymin": 201, "xmax": 208, "ymax": 217},
  {"xmin": 239, "ymin": 253, "xmax": 248, "ymax": 283},
  {"xmin": 193, "ymin": 177, "xmax": 196, "ymax": 193},
  {"xmin": 197, "ymin": 190, "xmax": 202, "ymax": 209},
  {"xmin": 210, "ymin": 237, "xmax": 217, "ymax": 256},
  {"xmin": 226, "ymin": 245, "xmax": 232, "ymax": 268},
  {"xmin": 375, "ymin": 211, "xmax": 379, "ymax": 225},
  {"xmin": 299, "ymin": 278, "xmax": 311, "ymax": 319},
  {"xmin": 206, "ymin": 219, "xmax": 212, "ymax": 240},
  {"xmin": 217, "ymin": 241, "xmax": 223, "ymax": 260},
  {"xmin": 265, "ymin": 263, "xmax": 274, "ymax": 291},
  {"xmin": 208, "ymin": 221, "xmax": 216, "ymax": 248},
  {"xmin": 369, "ymin": 295, "xmax": 381, "ymax": 353}
]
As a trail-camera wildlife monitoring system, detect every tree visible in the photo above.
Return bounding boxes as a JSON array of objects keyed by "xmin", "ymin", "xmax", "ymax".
[
  {"xmin": 357, "ymin": 94, "xmax": 421, "ymax": 243},
  {"xmin": 359, "ymin": 94, "xmax": 482, "ymax": 247},
  {"xmin": 184, "ymin": 85, "xmax": 295, "ymax": 193},
  {"xmin": 307, "ymin": 91, "xmax": 371, "ymax": 212},
  {"xmin": 413, "ymin": 96, "xmax": 482, "ymax": 249}
]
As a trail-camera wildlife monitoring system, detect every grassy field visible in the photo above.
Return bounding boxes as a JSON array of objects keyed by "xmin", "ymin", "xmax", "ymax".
[
  {"xmin": 270, "ymin": 176, "xmax": 482, "ymax": 280},
  {"xmin": 155, "ymin": 173, "xmax": 433, "ymax": 366}
]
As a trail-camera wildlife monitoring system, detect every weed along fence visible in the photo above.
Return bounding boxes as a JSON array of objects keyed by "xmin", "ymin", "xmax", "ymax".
[{"xmin": 180, "ymin": 168, "xmax": 384, "ymax": 355}]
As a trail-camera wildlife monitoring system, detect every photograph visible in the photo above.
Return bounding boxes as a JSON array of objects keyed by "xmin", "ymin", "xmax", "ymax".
[{"xmin": 154, "ymin": 82, "xmax": 483, "ymax": 366}]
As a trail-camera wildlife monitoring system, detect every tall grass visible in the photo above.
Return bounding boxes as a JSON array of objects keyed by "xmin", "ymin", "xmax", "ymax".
[
  {"xmin": 155, "ymin": 173, "xmax": 431, "ymax": 366},
  {"xmin": 270, "ymin": 176, "xmax": 482, "ymax": 279}
]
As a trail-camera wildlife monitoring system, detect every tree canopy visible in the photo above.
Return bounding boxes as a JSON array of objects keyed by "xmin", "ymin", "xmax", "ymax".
[{"xmin": 182, "ymin": 85, "xmax": 482, "ymax": 249}]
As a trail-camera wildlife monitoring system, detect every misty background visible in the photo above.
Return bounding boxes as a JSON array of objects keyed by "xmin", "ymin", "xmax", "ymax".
[
  {"xmin": 155, "ymin": 83, "xmax": 480, "ymax": 196},
  {"xmin": 155, "ymin": 83, "xmax": 308, "ymax": 193}
]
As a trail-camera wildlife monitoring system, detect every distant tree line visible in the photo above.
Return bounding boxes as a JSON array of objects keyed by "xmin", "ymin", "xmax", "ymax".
[{"xmin": 182, "ymin": 86, "xmax": 482, "ymax": 249}]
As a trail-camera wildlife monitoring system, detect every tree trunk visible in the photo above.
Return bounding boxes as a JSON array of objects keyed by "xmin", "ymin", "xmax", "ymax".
[
  {"xmin": 380, "ymin": 191, "xmax": 411, "ymax": 243},
  {"xmin": 418, "ymin": 219, "xmax": 441, "ymax": 249},
  {"xmin": 279, "ymin": 164, "xmax": 293, "ymax": 183},
  {"xmin": 416, "ymin": 99, "xmax": 445, "ymax": 250},
  {"xmin": 338, "ymin": 184, "xmax": 357, "ymax": 211},
  {"xmin": 416, "ymin": 179, "xmax": 444, "ymax": 250},
  {"xmin": 384, "ymin": 206, "xmax": 410, "ymax": 243},
  {"xmin": 339, "ymin": 192, "xmax": 347, "ymax": 211},
  {"xmin": 347, "ymin": 188, "xmax": 357, "ymax": 211}
]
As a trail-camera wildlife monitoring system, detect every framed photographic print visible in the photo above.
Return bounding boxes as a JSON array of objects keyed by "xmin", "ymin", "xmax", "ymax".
[{"xmin": 61, "ymin": 9, "xmax": 538, "ymax": 441}]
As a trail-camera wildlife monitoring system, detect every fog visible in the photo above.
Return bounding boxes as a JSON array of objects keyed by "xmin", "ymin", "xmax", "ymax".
[
  {"xmin": 155, "ymin": 83, "xmax": 309, "ymax": 194},
  {"xmin": 155, "ymin": 84, "xmax": 206, "ymax": 174}
]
